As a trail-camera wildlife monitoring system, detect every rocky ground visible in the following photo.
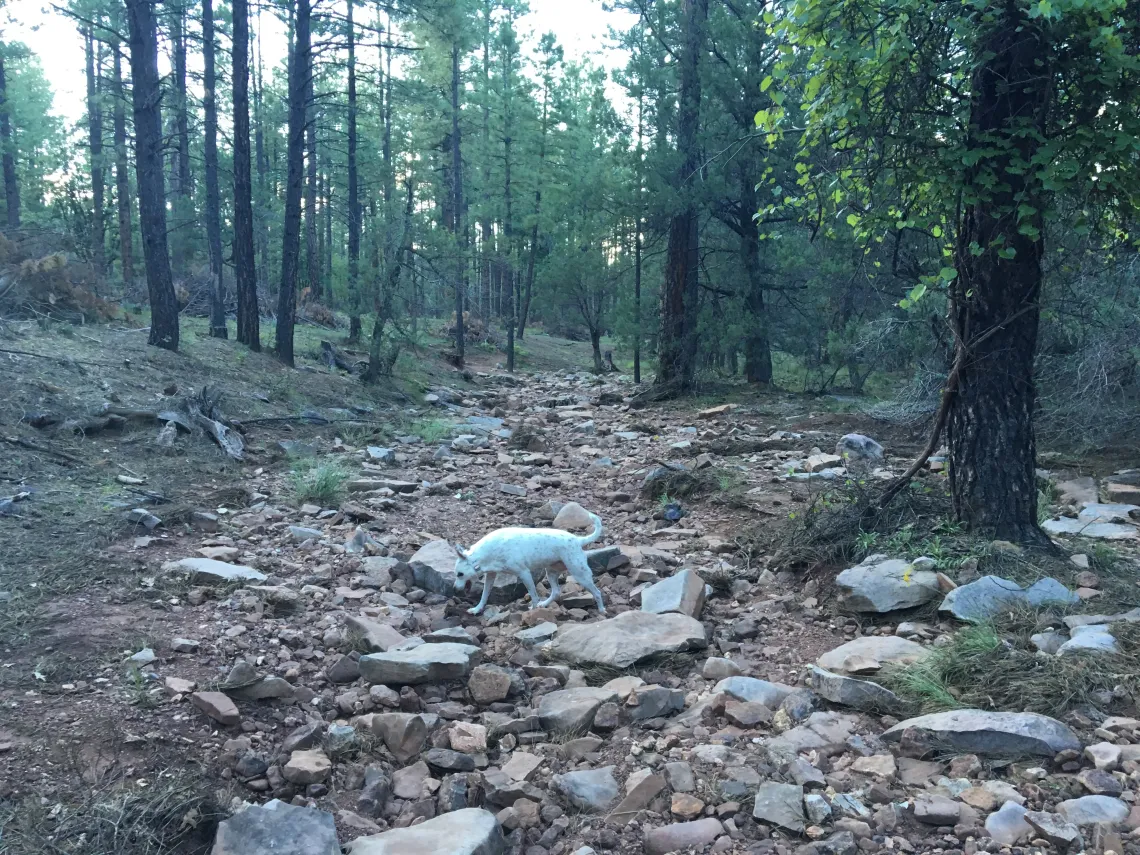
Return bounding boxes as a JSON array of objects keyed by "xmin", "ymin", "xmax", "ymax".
[{"xmin": 2, "ymin": 358, "xmax": 1140, "ymax": 855}]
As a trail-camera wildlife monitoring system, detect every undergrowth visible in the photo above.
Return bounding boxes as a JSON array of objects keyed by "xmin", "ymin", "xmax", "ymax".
[
  {"xmin": 880, "ymin": 609, "xmax": 1140, "ymax": 717},
  {"xmin": 289, "ymin": 461, "xmax": 349, "ymax": 506}
]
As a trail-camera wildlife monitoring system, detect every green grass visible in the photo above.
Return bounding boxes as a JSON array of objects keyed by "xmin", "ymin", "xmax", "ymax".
[{"xmin": 289, "ymin": 462, "xmax": 349, "ymax": 506}]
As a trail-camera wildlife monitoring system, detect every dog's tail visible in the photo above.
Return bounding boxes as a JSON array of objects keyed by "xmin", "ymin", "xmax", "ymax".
[{"xmin": 577, "ymin": 512, "xmax": 604, "ymax": 546}]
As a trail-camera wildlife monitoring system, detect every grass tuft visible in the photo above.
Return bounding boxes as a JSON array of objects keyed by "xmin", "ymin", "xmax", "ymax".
[{"xmin": 289, "ymin": 462, "xmax": 349, "ymax": 506}]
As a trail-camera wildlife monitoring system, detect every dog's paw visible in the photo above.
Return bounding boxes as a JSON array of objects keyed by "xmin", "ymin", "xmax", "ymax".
[{"xmin": 467, "ymin": 606, "xmax": 483, "ymax": 615}]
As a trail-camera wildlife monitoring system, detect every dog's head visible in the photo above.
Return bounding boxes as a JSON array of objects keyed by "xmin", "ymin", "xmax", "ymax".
[{"xmin": 453, "ymin": 544, "xmax": 479, "ymax": 593}]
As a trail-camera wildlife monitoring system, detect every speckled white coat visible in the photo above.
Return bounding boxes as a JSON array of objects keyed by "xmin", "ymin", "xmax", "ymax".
[{"xmin": 454, "ymin": 513, "xmax": 606, "ymax": 615}]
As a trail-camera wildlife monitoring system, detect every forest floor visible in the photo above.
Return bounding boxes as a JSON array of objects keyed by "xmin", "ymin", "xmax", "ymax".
[{"xmin": 1, "ymin": 315, "xmax": 1139, "ymax": 855}]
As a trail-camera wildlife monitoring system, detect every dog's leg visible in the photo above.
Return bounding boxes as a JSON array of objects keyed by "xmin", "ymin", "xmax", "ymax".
[
  {"xmin": 566, "ymin": 552, "xmax": 606, "ymax": 615},
  {"xmin": 538, "ymin": 567, "xmax": 561, "ymax": 607},
  {"xmin": 514, "ymin": 567, "xmax": 541, "ymax": 609},
  {"xmin": 468, "ymin": 573, "xmax": 494, "ymax": 615}
]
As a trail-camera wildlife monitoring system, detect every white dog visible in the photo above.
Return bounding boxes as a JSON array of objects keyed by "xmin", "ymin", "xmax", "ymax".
[{"xmin": 453, "ymin": 513, "xmax": 606, "ymax": 615}]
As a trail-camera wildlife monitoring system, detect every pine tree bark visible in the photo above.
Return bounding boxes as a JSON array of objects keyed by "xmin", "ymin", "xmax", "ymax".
[
  {"xmin": 739, "ymin": 178, "xmax": 772, "ymax": 383},
  {"xmin": 0, "ymin": 52, "xmax": 20, "ymax": 229},
  {"xmin": 655, "ymin": 0, "xmax": 708, "ymax": 394},
  {"xmin": 111, "ymin": 38, "xmax": 133, "ymax": 282},
  {"xmin": 203, "ymin": 0, "xmax": 226, "ymax": 338},
  {"xmin": 518, "ymin": 70, "xmax": 550, "ymax": 341},
  {"xmin": 85, "ymin": 28, "xmax": 106, "ymax": 276},
  {"xmin": 450, "ymin": 42, "xmax": 465, "ymax": 368},
  {"xmin": 304, "ymin": 70, "xmax": 319, "ymax": 301},
  {"xmin": 253, "ymin": 18, "xmax": 269, "ymax": 290},
  {"xmin": 276, "ymin": 0, "xmax": 310, "ymax": 367},
  {"xmin": 125, "ymin": 0, "xmax": 179, "ymax": 351},
  {"xmin": 947, "ymin": 5, "xmax": 1050, "ymax": 546},
  {"xmin": 346, "ymin": 0, "xmax": 361, "ymax": 338},
  {"xmin": 232, "ymin": 0, "xmax": 259, "ymax": 349}
]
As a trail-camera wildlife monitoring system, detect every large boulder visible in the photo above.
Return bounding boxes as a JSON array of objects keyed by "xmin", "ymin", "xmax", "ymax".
[
  {"xmin": 640, "ymin": 568, "xmax": 707, "ymax": 617},
  {"xmin": 834, "ymin": 556, "xmax": 940, "ymax": 613},
  {"xmin": 345, "ymin": 808, "xmax": 506, "ymax": 854},
  {"xmin": 408, "ymin": 540, "xmax": 525, "ymax": 602},
  {"xmin": 816, "ymin": 636, "xmax": 926, "ymax": 676},
  {"xmin": 546, "ymin": 611, "xmax": 707, "ymax": 669},
  {"xmin": 538, "ymin": 687, "xmax": 619, "ymax": 734},
  {"xmin": 359, "ymin": 643, "xmax": 480, "ymax": 685},
  {"xmin": 211, "ymin": 800, "xmax": 339, "ymax": 855},
  {"xmin": 882, "ymin": 710, "xmax": 1080, "ymax": 756}
]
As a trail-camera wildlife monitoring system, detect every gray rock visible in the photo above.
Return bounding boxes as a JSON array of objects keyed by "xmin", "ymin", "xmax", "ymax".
[
  {"xmin": 513, "ymin": 622, "xmax": 558, "ymax": 644},
  {"xmin": 1024, "ymin": 577, "xmax": 1081, "ymax": 608},
  {"xmin": 211, "ymin": 800, "xmax": 339, "ymax": 855},
  {"xmin": 938, "ymin": 575, "xmax": 1025, "ymax": 623},
  {"xmin": 713, "ymin": 676, "xmax": 796, "ymax": 707},
  {"xmin": 665, "ymin": 761, "xmax": 696, "ymax": 793},
  {"xmin": 816, "ymin": 636, "xmax": 926, "ymax": 675},
  {"xmin": 1023, "ymin": 811, "xmax": 1082, "ymax": 848},
  {"xmin": 547, "ymin": 610, "xmax": 707, "ymax": 669},
  {"xmin": 1040, "ymin": 517, "xmax": 1137, "ymax": 540},
  {"xmin": 369, "ymin": 712, "xmax": 428, "ymax": 762},
  {"xmin": 627, "ymin": 684, "xmax": 685, "ymax": 721},
  {"xmin": 469, "ymin": 664, "xmax": 513, "ymax": 704},
  {"xmin": 408, "ymin": 540, "xmax": 524, "ymax": 603},
  {"xmin": 882, "ymin": 709, "xmax": 1080, "ymax": 756},
  {"xmin": 345, "ymin": 807, "xmax": 506, "ymax": 855},
  {"xmin": 538, "ymin": 687, "xmax": 619, "ymax": 734},
  {"xmin": 835, "ymin": 434, "xmax": 884, "ymax": 463},
  {"xmin": 425, "ymin": 748, "xmax": 476, "ymax": 773},
  {"xmin": 325, "ymin": 654, "xmax": 360, "ymax": 683},
  {"xmin": 1057, "ymin": 624, "xmax": 1119, "ymax": 656},
  {"xmin": 366, "ymin": 446, "xmax": 396, "ymax": 464},
  {"xmin": 809, "ymin": 667, "xmax": 904, "ymax": 713},
  {"xmin": 359, "ymin": 642, "xmax": 480, "ymax": 685},
  {"xmin": 165, "ymin": 557, "xmax": 267, "ymax": 583},
  {"xmin": 1055, "ymin": 795, "xmax": 1130, "ymax": 826},
  {"xmin": 643, "ymin": 818, "xmax": 723, "ymax": 855},
  {"xmin": 550, "ymin": 766, "xmax": 619, "ymax": 812},
  {"xmin": 289, "ymin": 525, "xmax": 324, "ymax": 541},
  {"xmin": 701, "ymin": 657, "xmax": 743, "ymax": 680},
  {"xmin": 752, "ymin": 781, "xmax": 805, "ymax": 833},
  {"xmin": 766, "ymin": 712, "xmax": 860, "ymax": 763},
  {"xmin": 804, "ymin": 793, "xmax": 832, "ymax": 824},
  {"xmin": 1031, "ymin": 631, "xmax": 1067, "ymax": 655},
  {"xmin": 640, "ymin": 568, "xmax": 707, "ymax": 618},
  {"xmin": 345, "ymin": 615, "xmax": 406, "ymax": 652},
  {"xmin": 913, "ymin": 794, "xmax": 959, "ymax": 825},
  {"xmin": 985, "ymin": 801, "xmax": 1032, "ymax": 846},
  {"xmin": 834, "ymin": 557, "xmax": 940, "ymax": 613}
]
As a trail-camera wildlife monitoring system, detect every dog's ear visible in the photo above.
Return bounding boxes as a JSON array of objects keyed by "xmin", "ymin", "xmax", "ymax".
[{"xmin": 454, "ymin": 543, "xmax": 469, "ymax": 560}]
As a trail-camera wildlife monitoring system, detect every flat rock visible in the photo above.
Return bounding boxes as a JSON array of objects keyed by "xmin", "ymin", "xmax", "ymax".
[
  {"xmin": 211, "ymin": 800, "xmax": 339, "ymax": 855},
  {"xmin": 640, "ymin": 568, "xmax": 706, "ymax": 618},
  {"xmin": 765, "ymin": 712, "xmax": 860, "ymax": 763},
  {"xmin": 191, "ymin": 691, "xmax": 240, "ymax": 726},
  {"xmin": 816, "ymin": 636, "xmax": 926, "ymax": 675},
  {"xmin": 1041, "ymin": 518, "xmax": 1138, "ymax": 540},
  {"xmin": 1023, "ymin": 811, "xmax": 1082, "ymax": 848},
  {"xmin": 501, "ymin": 751, "xmax": 542, "ymax": 781},
  {"xmin": 345, "ymin": 615, "xmax": 406, "ymax": 652},
  {"xmin": 1058, "ymin": 624, "xmax": 1119, "ymax": 656},
  {"xmin": 165, "ymin": 557, "xmax": 267, "ymax": 583},
  {"xmin": 538, "ymin": 687, "xmax": 619, "ymax": 734},
  {"xmin": 752, "ymin": 781, "xmax": 805, "ymax": 833},
  {"xmin": 834, "ymin": 557, "xmax": 940, "ymax": 613},
  {"xmin": 609, "ymin": 772, "xmax": 666, "ymax": 825},
  {"xmin": 914, "ymin": 794, "xmax": 959, "ymax": 825},
  {"xmin": 1056, "ymin": 795, "xmax": 1130, "ymax": 827},
  {"xmin": 939, "ymin": 575, "xmax": 1025, "ymax": 622},
  {"xmin": 882, "ymin": 710, "xmax": 1080, "ymax": 756},
  {"xmin": 643, "ymin": 818, "xmax": 723, "ymax": 855},
  {"xmin": 550, "ymin": 766, "xmax": 619, "ymax": 812},
  {"xmin": 713, "ymin": 676, "xmax": 796, "ymax": 707},
  {"xmin": 409, "ymin": 539, "xmax": 524, "ymax": 602},
  {"xmin": 1024, "ymin": 577, "xmax": 1081, "ymax": 608},
  {"xmin": 282, "ymin": 749, "xmax": 332, "ymax": 785},
  {"xmin": 547, "ymin": 610, "xmax": 707, "ymax": 669},
  {"xmin": 345, "ymin": 807, "xmax": 506, "ymax": 855},
  {"xmin": 809, "ymin": 666, "xmax": 904, "ymax": 713},
  {"xmin": 359, "ymin": 642, "xmax": 480, "ymax": 685}
]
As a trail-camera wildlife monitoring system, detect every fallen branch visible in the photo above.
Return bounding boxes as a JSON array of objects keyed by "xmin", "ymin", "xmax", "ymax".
[{"xmin": 1, "ymin": 435, "xmax": 85, "ymax": 465}]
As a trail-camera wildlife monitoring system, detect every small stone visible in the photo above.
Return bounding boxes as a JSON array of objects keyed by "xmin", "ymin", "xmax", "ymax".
[
  {"xmin": 501, "ymin": 751, "xmax": 542, "ymax": 781},
  {"xmin": 549, "ymin": 766, "xmax": 619, "ymax": 812},
  {"xmin": 752, "ymin": 782, "xmax": 805, "ymax": 833},
  {"xmin": 913, "ymin": 794, "xmax": 959, "ymax": 825},
  {"xmin": 170, "ymin": 638, "xmax": 199, "ymax": 653},
  {"xmin": 643, "ymin": 819, "xmax": 723, "ymax": 855},
  {"xmin": 448, "ymin": 721, "xmax": 487, "ymax": 754},
  {"xmin": 468, "ymin": 664, "xmax": 513, "ymax": 704},
  {"xmin": 1024, "ymin": 811, "xmax": 1082, "ymax": 849},
  {"xmin": 190, "ymin": 691, "xmax": 240, "ymax": 726},
  {"xmin": 552, "ymin": 501, "xmax": 596, "ymax": 531},
  {"xmin": 1077, "ymin": 768, "xmax": 1123, "ymax": 796},
  {"xmin": 1084, "ymin": 742, "xmax": 1122, "ymax": 771},
  {"xmin": 671, "ymin": 793, "xmax": 705, "ymax": 820},
  {"xmin": 282, "ymin": 750, "xmax": 332, "ymax": 785},
  {"xmin": 701, "ymin": 657, "xmax": 743, "ymax": 680},
  {"xmin": 984, "ymin": 801, "xmax": 1032, "ymax": 846},
  {"xmin": 851, "ymin": 754, "xmax": 896, "ymax": 779},
  {"xmin": 725, "ymin": 700, "xmax": 773, "ymax": 728}
]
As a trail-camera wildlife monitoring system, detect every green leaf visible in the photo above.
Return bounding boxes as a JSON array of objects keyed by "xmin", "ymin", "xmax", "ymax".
[
  {"xmin": 938, "ymin": 266, "xmax": 957, "ymax": 282},
  {"xmin": 932, "ymin": 225, "xmax": 943, "ymax": 238},
  {"xmin": 761, "ymin": 75, "xmax": 774, "ymax": 93},
  {"xmin": 846, "ymin": 213, "xmax": 859, "ymax": 227}
]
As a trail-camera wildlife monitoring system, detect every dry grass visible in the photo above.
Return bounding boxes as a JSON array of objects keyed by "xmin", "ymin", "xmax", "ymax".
[{"xmin": 879, "ymin": 608, "xmax": 1140, "ymax": 717}]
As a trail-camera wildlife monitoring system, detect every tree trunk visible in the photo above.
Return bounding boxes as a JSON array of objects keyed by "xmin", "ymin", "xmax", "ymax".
[
  {"xmin": 0, "ymin": 53, "xmax": 19, "ymax": 229},
  {"xmin": 655, "ymin": 0, "xmax": 707, "ymax": 394},
  {"xmin": 450, "ymin": 42, "xmax": 465, "ymax": 368},
  {"xmin": 85, "ymin": 28, "xmax": 106, "ymax": 276},
  {"xmin": 253, "ymin": 16, "xmax": 269, "ymax": 290},
  {"xmin": 504, "ymin": 265, "xmax": 515, "ymax": 372},
  {"xmin": 126, "ymin": 0, "xmax": 179, "ymax": 350},
  {"xmin": 111, "ymin": 39, "xmax": 133, "ymax": 282},
  {"xmin": 203, "ymin": 0, "xmax": 226, "ymax": 338},
  {"xmin": 947, "ymin": 4, "xmax": 1050, "ymax": 546},
  {"xmin": 740, "ymin": 180, "xmax": 772, "ymax": 384},
  {"xmin": 366, "ymin": 178, "xmax": 414, "ymax": 383},
  {"xmin": 172, "ymin": 6, "xmax": 190, "ymax": 197},
  {"xmin": 304, "ymin": 69, "xmax": 319, "ymax": 301},
  {"xmin": 323, "ymin": 171, "xmax": 333, "ymax": 298},
  {"xmin": 518, "ymin": 72, "xmax": 549, "ymax": 341},
  {"xmin": 346, "ymin": 0, "xmax": 361, "ymax": 338},
  {"xmin": 276, "ymin": 0, "xmax": 310, "ymax": 366},
  {"xmin": 233, "ymin": 0, "xmax": 259, "ymax": 349},
  {"xmin": 590, "ymin": 328, "xmax": 603, "ymax": 374}
]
